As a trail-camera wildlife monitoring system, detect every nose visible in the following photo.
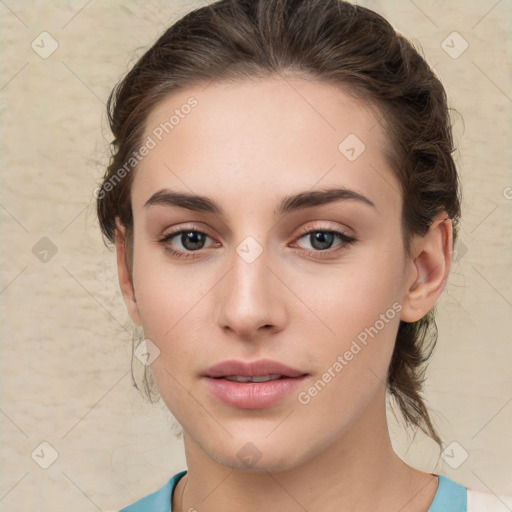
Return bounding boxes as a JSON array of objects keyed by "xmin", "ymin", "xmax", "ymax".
[{"xmin": 215, "ymin": 246, "xmax": 287, "ymax": 341}]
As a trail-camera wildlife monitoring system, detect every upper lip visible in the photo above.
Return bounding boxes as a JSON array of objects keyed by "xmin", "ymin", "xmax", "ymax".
[{"xmin": 203, "ymin": 359, "xmax": 307, "ymax": 378}]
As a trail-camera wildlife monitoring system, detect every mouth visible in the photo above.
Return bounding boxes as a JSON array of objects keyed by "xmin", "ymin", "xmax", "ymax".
[
  {"xmin": 203, "ymin": 358, "xmax": 307, "ymax": 379},
  {"xmin": 203, "ymin": 359, "xmax": 308, "ymax": 409},
  {"xmin": 220, "ymin": 374, "xmax": 290, "ymax": 383}
]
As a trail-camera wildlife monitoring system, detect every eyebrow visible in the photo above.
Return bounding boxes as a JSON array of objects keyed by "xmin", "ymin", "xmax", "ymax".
[
  {"xmin": 276, "ymin": 188, "xmax": 376, "ymax": 215},
  {"xmin": 143, "ymin": 187, "xmax": 376, "ymax": 215},
  {"xmin": 144, "ymin": 190, "xmax": 222, "ymax": 213}
]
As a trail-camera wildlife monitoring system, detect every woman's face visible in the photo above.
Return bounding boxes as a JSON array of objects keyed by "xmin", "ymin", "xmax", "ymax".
[{"xmin": 121, "ymin": 77, "xmax": 417, "ymax": 471}]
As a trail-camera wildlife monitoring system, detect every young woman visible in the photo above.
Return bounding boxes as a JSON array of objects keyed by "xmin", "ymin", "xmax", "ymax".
[{"xmin": 96, "ymin": 0, "xmax": 500, "ymax": 510}]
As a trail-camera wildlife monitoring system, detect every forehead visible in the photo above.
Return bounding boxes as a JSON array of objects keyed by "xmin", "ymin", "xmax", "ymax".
[{"xmin": 133, "ymin": 77, "xmax": 400, "ymax": 215}]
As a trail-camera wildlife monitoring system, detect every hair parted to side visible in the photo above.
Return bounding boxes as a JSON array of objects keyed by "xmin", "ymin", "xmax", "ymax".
[{"xmin": 97, "ymin": 0, "xmax": 461, "ymax": 447}]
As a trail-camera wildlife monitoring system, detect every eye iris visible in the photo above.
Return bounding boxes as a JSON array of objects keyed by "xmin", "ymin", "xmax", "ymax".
[
  {"xmin": 310, "ymin": 231, "xmax": 334, "ymax": 250},
  {"xmin": 182, "ymin": 231, "xmax": 205, "ymax": 250}
]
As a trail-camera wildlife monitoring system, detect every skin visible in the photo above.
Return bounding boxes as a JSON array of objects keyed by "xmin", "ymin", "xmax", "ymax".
[{"xmin": 115, "ymin": 76, "xmax": 453, "ymax": 512}]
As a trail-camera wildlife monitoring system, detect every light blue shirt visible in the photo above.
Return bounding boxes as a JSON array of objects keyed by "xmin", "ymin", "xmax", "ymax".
[{"xmin": 119, "ymin": 471, "xmax": 467, "ymax": 511}]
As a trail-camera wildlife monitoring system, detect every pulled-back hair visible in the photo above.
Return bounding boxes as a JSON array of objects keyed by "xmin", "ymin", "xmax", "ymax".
[{"xmin": 97, "ymin": 0, "xmax": 461, "ymax": 447}]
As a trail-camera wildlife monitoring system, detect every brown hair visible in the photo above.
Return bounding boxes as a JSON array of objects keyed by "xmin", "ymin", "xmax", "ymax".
[{"xmin": 97, "ymin": 0, "xmax": 461, "ymax": 446}]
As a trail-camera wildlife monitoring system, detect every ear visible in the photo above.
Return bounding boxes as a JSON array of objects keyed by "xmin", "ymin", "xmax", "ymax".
[
  {"xmin": 115, "ymin": 217, "xmax": 141, "ymax": 326},
  {"xmin": 400, "ymin": 214, "xmax": 453, "ymax": 323}
]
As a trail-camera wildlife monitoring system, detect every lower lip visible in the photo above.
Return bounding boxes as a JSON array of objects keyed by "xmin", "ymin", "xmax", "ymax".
[{"xmin": 204, "ymin": 376, "xmax": 307, "ymax": 409}]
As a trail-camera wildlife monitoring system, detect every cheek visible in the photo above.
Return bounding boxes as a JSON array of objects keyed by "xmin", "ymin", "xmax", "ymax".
[
  {"xmin": 131, "ymin": 239, "xmax": 208, "ymax": 338},
  {"xmin": 131, "ymin": 226, "xmax": 405, "ymax": 400},
  {"xmin": 293, "ymin": 249, "xmax": 404, "ymax": 341},
  {"xmin": 130, "ymin": 246, "xmax": 215, "ymax": 388},
  {"xmin": 293, "ymin": 271, "xmax": 401, "ymax": 428},
  {"xmin": 291, "ymin": 249, "xmax": 404, "ymax": 389}
]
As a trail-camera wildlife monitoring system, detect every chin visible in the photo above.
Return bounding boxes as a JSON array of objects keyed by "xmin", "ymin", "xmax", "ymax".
[
  {"xmin": 214, "ymin": 452, "xmax": 304, "ymax": 474},
  {"xmin": 201, "ymin": 434, "xmax": 309, "ymax": 474}
]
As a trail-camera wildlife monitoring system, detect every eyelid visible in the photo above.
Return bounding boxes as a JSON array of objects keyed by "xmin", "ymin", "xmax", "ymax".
[
  {"xmin": 292, "ymin": 221, "xmax": 354, "ymax": 239},
  {"xmin": 160, "ymin": 222, "xmax": 215, "ymax": 239},
  {"xmin": 158, "ymin": 223, "xmax": 220, "ymax": 253},
  {"xmin": 158, "ymin": 222, "xmax": 356, "ymax": 259},
  {"xmin": 158, "ymin": 225, "xmax": 219, "ymax": 260},
  {"xmin": 289, "ymin": 222, "xmax": 357, "ymax": 258}
]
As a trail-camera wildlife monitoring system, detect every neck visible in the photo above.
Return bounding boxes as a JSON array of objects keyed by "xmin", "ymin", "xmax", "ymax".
[{"xmin": 174, "ymin": 389, "xmax": 438, "ymax": 512}]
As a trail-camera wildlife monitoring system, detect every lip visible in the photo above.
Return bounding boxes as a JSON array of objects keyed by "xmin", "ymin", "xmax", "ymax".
[
  {"xmin": 202, "ymin": 359, "xmax": 308, "ymax": 409},
  {"xmin": 203, "ymin": 358, "xmax": 306, "ymax": 378}
]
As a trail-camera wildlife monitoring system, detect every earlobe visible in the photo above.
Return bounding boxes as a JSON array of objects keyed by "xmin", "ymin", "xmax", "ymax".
[
  {"xmin": 115, "ymin": 217, "xmax": 142, "ymax": 326},
  {"xmin": 400, "ymin": 215, "xmax": 453, "ymax": 323}
]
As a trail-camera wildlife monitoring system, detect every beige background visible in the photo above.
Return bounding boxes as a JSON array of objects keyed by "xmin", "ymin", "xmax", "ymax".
[{"xmin": 0, "ymin": 1, "xmax": 511, "ymax": 511}]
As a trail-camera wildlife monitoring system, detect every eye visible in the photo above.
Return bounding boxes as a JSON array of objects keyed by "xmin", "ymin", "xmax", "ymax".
[
  {"xmin": 295, "ymin": 229, "xmax": 355, "ymax": 252},
  {"xmin": 160, "ymin": 229, "xmax": 216, "ymax": 254}
]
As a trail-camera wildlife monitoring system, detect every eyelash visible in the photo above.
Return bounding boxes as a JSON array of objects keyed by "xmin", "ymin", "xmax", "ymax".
[
  {"xmin": 158, "ymin": 226, "xmax": 357, "ymax": 260},
  {"xmin": 158, "ymin": 228, "xmax": 217, "ymax": 260},
  {"xmin": 292, "ymin": 227, "xmax": 356, "ymax": 258}
]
